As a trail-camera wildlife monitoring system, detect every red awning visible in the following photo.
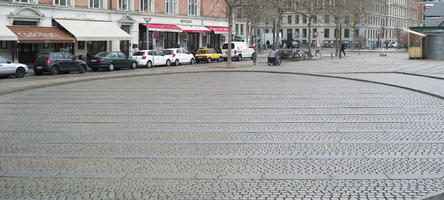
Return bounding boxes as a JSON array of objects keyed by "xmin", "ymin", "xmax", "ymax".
[
  {"xmin": 8, "ymin": 26, "xmax": 75, "ymax": 43},
  {"xmin": 177, "ymin": 25, "xmax": 212, "ymax": 33},
  {"xmin": 142, "ymin": 23, "xmax": 182, "ymax": 32},
  {"xmin": 206, "ymin": 26, "xmax": 234, "ymax": 34}
]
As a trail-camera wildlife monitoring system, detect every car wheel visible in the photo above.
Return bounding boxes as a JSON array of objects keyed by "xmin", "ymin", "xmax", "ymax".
[
  {"xmin": 15, "ymin": 67, "xmax": 26, "ymax": 78},
  {"xmin": 166, "ymin": 60, "xmax": 171, "ymax": 66},
  {"xmin": 91, "ymin": 68, "xmax": 98, "ymax": 72},
  {"xmin": 147, "ymin": 61, "xmax": 153, "ymax": 68},
  {"xmin": 237, "ymin": 55, "xmax": 242, "ymax": 61},
  {"xmin": 207, "ymin": 58, "xmax": 212, "ymax": 63},
  {"xmin": 108, "ymin": 63, "xmax": 114, "ymax": 71},
  {"xmin": 78, "ymin": 65, "xmax": 87, "ymax": 73},
  {"xmin": 50, "ymin": 66, "xmax": 59, "ymax": 75},
  {"xmin": 190, "ymin": 58, "xmax": 195, "ymax": 65},
  {"xmin": 131, "ymin": 62, "xmax": 137, "ymax": 69},
  {"xmin": 174, "ymin": 59, "xmax": 180, "ymax": 66}
]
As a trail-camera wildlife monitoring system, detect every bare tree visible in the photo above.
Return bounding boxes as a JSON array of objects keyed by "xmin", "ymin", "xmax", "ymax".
[
  {"xmin": 325, "ymin": 0, "xmax": 349, "ymax": 57},
  {"xmin": 295, "ymin": 0, "xmax": 323, "ymax": 57}
]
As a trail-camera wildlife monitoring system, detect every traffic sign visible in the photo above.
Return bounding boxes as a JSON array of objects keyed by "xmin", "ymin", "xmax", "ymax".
[
  {"xmin": 377, "ymin": 34, "xmax": 381, "ymax": 38},
  {"xmin": 153, "ymin": 31, "xmax": 160, "ymax": 39}
]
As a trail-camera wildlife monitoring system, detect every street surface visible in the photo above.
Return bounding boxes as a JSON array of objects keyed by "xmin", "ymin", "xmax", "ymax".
[{"xmin": 0, "ymin": 52, "xmax": 443, "ymax": 199}]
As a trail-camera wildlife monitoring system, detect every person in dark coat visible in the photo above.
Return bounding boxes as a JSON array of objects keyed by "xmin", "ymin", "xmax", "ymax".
[{"xmin": 341, "ymin": 43, "xmax": 346, "ymax": 57}]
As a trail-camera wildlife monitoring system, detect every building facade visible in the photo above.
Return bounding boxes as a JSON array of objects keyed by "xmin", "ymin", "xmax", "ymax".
[
  {"xmin": 249, "ymin": 0, "xmax": 421, "ymax": 48},
  {"xmin": 0, "ymin": 0, "xmax": 229, "ymax": 64}
]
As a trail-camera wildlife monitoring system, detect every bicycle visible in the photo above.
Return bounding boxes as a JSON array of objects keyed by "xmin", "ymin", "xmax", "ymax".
[{"xmin": 314, "ymin": 49, "xmax": 323, "ymax": 59}]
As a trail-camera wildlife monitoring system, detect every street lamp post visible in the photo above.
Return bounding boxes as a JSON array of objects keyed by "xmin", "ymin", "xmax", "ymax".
[{"xmin": 144, "ymin": 18, "xmax": 152, "ymax": 50}]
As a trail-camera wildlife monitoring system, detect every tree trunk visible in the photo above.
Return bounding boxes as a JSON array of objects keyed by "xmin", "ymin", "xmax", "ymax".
[
  {"xmin": 335, "ymin": 23, "xmax": 340, "ymax": 57},
  {"xmin": 227, "ymin": 6, "xmax": 233, "ymax": 67},
  {"xmin": 307, "ymin": 17, "xmax": 312, "ymax": 58},
  {"xmin": 275, "ymin": 13, "xmax": 282, "ymax": 49}
]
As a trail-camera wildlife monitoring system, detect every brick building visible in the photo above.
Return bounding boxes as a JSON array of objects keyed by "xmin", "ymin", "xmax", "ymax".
[{"xmin": 0, "ymin": 0, "xmax": 229, "ymax": 64}]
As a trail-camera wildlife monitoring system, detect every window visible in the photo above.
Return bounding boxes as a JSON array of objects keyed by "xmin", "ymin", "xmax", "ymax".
[
  {"xmin": 287, "ymin": 15, "xmax": 292, "ymax": 24},
  {"xmin": 118, "ymin": 0, "xmax": 130, "ymax": 10},
  {"xmin": 344, "ymin": 29, "xmax": 350, "ymax": 38},
  {"xmin": 324, "ymin": 28, "xmax": 330, "ymax": 38},
  {"xmin": 295, "ymin": 29, "xmax": 299, "ymax": 38},
  {"xmin": 89, "ymin": 0, "xmax": 104, "ymax": 8},
  {"xmin": 1, "ymin": 41, "xmax": 7, "ymax": 49},
  {"xmin": 295, "ymin": 15, "xmax": 299, "ymax": 24},
  {"xmin": 235, "ymin": 24, "xmax": 239, "ymax": 35},
  {"xmin": 189, "ymin": 0, "xmax": 198, "ymax": 16},
  {"xmin": 14, "ymin": 0, "xmax": 35, "ymax": 3},
  {"xmin": 54, "ymin": 0, "xmax": 72, "ymax": 6},
  {"xmin": 0, "ymin": 56, "xmax": 8, "ymax": 63},
  {"xmin": 313, "ymin": 29, "xmax": 317, "ymax": 37},
  {"xmin": 78, "ymin": 41, "xmax": 85, "ymax": 50},
  {"xmin": 13, "ymin": 21, "xmax": 37, "ymax": 26},
  {"xmin": 240, "ymin": 24, "xmax": 244, "ymax": 35},
  {"xmin": 287, "ymin": 29, "xmax": 293, "ymax": 41},
  {"xmin": 166, "ymin": 0, "xmax": 177, "ymax": 14},
  {"xmin": 303, "ymin": 16, "xmax": 307, "ymax": 24},
  {"xmin": 313, "ymin": 16, "xmax": 317, "ymax": 24},
  {"xmin": 324, "ymin": 15, "xmax": 330, "ymax": 24},
  {"xmin": 302, "ymin": 29, "xmax": 307, "ymax": 38},
  {"xmin": 265, "ymin": 29, "xmax": 269, "ymax": 33},
  {"xmin": 140, "ymin": 0, "xmax": 153, "ymax": 12}
]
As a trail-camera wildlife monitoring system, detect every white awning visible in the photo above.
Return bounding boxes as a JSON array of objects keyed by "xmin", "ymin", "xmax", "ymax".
[
  {"xmin": 55, "ymin": 19, "xmax": 132, "ymax": 41},
  {"xmin": 0, "ymin": 26, "xmax": 18, "ymax": 41},
  {"xmin": 403, "ymin": 29, "xmax": 427, "ymax": 37}
]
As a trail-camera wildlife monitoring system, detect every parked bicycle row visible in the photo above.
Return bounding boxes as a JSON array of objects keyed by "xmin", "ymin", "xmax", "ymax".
[
  {"xmin": 267, "ymin": 48, "xmax": 323, "ymax": 66},
  {"xmin": 0, "ymin": 42, "xmax": 256, "ymax": 78}
]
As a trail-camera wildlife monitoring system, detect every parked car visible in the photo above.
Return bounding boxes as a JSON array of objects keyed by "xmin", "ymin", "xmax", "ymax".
[
  {"xmin": 131, "ymin": 50, "xmax": 171, "ymax": 68},
  {"xmin": 163, "ymin": 48, "xmax": 195, "ymax": 66},
  {"xmin": 34, "ymin": 52, "xmax": 87, "ymax": 75},
  {"xmin": 221, "ymin": 42, "xmax": 255, "ymax": 61},
  {"xmin": 0, "ymin": 56, "xmax": 28, "ymax": 78},
  {"xmin": 195, "ymin": 48, "xmax": 223, "ymax": 63},
  {"xmin": 88, "ymin": 51, "xmax": 136, "ymax": 71}
]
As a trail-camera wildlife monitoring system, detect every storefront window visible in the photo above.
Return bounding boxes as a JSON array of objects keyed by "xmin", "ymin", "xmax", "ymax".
[
  {"xmin": 140, "ymin": 0, "xmax": 153, "ymax": 12},
  {"xmin": 54, "ymin": 0, "xmax": 72, "ymax": 6},
  {"xmin": 188, "ymin": 0, "xmax": 198, "ymax": 16},
  {"xmin": 202, "ymin": 35, "xmax": 208, "ymax": 48},
  {"xmin": 156, "ymin": 34, "xmax": 163, "ymax": 48},
  {"xmin": 166, "ymin": 0, "xmax": 177, "ymax": 14}
]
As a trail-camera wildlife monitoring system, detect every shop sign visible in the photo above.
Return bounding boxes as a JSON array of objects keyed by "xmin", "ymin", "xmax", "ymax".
[{"xmin": 180, "ymin": 20, "xmax": 193, "ymax": 24}]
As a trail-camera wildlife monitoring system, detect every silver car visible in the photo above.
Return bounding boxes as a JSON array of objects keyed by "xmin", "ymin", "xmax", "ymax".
[{"xmin": 0, "ymin": 56, "xmax": 28, "ymax": 78}]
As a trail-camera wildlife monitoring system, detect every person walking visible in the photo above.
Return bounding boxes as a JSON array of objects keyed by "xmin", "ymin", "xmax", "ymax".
[
  {"xmin": 251, "ymin": 44, "xmax": 257, "ymax": 65},
  {"xmin": 341, "ymin": 43, "xmax": 346, "ymax": 57}
]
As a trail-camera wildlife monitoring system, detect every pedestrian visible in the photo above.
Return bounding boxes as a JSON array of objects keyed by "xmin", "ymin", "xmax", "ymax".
[
  {"xmin": 252, "ymin": 44, "xmax": 257, "ymax": 65},
  {"xmin": 341, "ymin": 43, "xmax": 346, "ymax": 57}
]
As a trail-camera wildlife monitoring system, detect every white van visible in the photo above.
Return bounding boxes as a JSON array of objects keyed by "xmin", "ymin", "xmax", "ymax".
[{"xmin": 221, "ymin": 42, "xmax": 255, "ymax": 61}]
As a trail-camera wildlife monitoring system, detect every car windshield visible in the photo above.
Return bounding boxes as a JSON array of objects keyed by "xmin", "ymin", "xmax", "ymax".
[
  {"xmin": 132, "ymin": 52, "xmax": 145, "ymax": 56},
  {"xmin": 164, "ymin": 50, "xmax": 174, "ymax": 55},
  {"xmin": 95, "ymin": 52, "xmax": 109, "ymax": 57},
  {"xmin": 197, "ymin": 50, "xmax": 208, "ymax": 54}
]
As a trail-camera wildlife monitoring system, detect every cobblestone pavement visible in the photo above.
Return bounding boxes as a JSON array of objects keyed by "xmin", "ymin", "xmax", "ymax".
[{"xmin": 0, "ymin": 72, "xmax": 443, "ymax": 199}]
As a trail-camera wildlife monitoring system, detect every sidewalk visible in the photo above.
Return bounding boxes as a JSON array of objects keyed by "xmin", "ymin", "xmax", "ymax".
[{"xmin": 0, "ymin": 52, "xmax": 443, "ymax": 99}]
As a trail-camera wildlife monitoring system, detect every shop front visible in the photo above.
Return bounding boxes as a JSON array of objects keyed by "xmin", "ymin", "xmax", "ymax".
[
  {"xmin": 177, "ymin": 25, "xmax": 212, "ymax": 53},
  {"xmin": 7, "ymin": 26, "xmax": 75, "ymax": 65},
  {"xmin": 139, "ymin": 23, "xmax": 182, "ymax": 50},
  {"xmin": 54, "ymin": 19, "xmax": 132, "ymax": 60},
  {"xmin": 206, "ymin": 26, "xmax": 231, "ymax": 50},
  {"xmin": 0, "ymin": 26, "xmax": 18, "ymax": 61}
]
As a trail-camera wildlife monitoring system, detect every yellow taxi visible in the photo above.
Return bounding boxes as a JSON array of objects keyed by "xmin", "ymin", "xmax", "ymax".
[{"xmin": 194, "ymin": 48, "xmax": 223, "ymax": 63}]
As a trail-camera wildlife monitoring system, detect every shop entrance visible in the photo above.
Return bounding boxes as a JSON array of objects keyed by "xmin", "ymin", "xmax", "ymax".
[
  {"xmin": 187, "ymin": 33, "xmax": 199, "ymax": 54},
  {"xmin": 17, "ymin": 43, "xmax": 36, "ymax": 65}
]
